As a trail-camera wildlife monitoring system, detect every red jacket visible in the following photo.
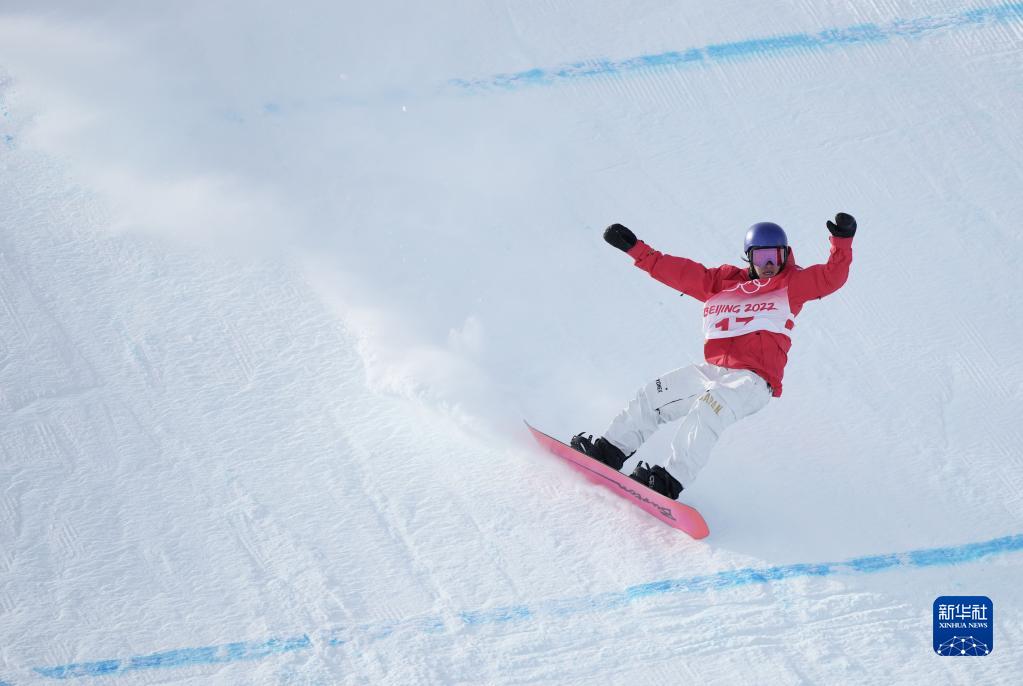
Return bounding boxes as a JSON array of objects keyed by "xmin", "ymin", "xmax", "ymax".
[{"xmin": 626, "ymin": 236, "xmax": 854, "ymax": 396}]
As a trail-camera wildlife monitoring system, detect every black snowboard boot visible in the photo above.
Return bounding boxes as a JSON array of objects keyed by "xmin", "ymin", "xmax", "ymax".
[
  {"xmin": 570, "ymin": 433, "xmax": 630, "ymax": 470},
  {"xmin": 629, "ymin": 462, "xmax": 683, "ymax": 500}
]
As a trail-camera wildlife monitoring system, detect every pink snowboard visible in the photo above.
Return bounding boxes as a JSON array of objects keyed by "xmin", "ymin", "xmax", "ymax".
[{"xmin": 525, "ymin": 422, "xmax": 710, "ymax": 539}]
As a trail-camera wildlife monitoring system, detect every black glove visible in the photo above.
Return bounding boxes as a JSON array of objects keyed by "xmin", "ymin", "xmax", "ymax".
[
  {"xmin": 604, "ymin": 223, "xmax": 637, "ymax": 252},
  {"xmin": 826, "ymin": 212, "xmax": 857, "ymax": 238}
]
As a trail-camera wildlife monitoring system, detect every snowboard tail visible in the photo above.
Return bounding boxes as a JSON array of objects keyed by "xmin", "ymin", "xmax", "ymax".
[{"xmin": 524, "ymin": 421, "xmax": 709, "ymax": 539}]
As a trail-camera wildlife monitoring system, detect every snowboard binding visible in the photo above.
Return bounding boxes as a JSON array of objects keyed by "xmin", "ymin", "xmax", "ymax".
[
  {"xmin": 570, "ymin": 433, "xmax": 630, "ymax": 470},
  {"xmin": 629, "ymin": 462, "xmax": 684, "ymax": 500}
]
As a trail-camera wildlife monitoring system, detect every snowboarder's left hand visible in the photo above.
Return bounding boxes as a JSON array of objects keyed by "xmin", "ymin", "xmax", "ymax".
[
  {"xmin": 827, "ymin": 213, "xmax": 857, "ymax": 238},
  {"xmin": 604, "ymin": 223, "xmax": 637, "ymax": 252}
]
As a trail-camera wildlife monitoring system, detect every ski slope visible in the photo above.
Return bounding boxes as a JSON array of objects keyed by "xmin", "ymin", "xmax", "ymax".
[{"xmin": 1, "ymin": 1, "xmax": 1022, "ymax": 683}]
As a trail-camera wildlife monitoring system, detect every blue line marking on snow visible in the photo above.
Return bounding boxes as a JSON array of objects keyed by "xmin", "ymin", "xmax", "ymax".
[
  {"xmin": 846, "ymin": 553, "xmax": 901, "ymax": 572},
  {"xmin": 460, "ymin": 605, "xmax": 533, "ymax": 625},
  {"xmin": 449, "ymin": 2, "xmax": 1023, "ymax": 92},
  {"xmin": 31, "ymin": 533, "xmax": 1023, "ymax": 680},
  {"xmin": 34, "ymin": 635, "xmax": 312, "ymax": 680}
]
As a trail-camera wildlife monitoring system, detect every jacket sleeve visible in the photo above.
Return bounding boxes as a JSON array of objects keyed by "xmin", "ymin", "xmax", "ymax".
[
  {"xmin": 626, "ymin": 240, "xmax": 743, "ymax": 301},
  {"xmin": 787, "ymin": 236, "xmax": 854, "ymax": 307}
]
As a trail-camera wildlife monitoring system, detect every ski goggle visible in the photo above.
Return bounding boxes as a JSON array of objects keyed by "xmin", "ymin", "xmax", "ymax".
[{"xmin": 749, "ymin": 246, "xmax": 786, "ymax": 268}]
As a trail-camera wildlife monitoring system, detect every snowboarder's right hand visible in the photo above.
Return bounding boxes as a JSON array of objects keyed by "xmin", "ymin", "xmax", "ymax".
[{"xmin": 604, "ymin": 223, "xmax": 637, "ymax": 252}]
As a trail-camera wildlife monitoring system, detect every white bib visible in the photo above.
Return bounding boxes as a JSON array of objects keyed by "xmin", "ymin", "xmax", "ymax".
[{"xmin": 702, "ymin": 280, "xmax": 793, "ymax": 340}]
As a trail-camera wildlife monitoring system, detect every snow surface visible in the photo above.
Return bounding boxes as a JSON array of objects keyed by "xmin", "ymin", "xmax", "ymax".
[{"xmin": 1, "ymin": 1, "xmax": 1022, "ymax": 684}]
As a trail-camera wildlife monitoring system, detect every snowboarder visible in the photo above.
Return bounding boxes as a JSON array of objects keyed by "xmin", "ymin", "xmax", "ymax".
[{"xmin": 571, "ymin": 214, "xmax": 857, "ymax": 499}]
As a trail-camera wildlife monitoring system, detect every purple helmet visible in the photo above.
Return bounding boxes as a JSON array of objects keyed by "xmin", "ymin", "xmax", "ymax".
[
  {"xmin": 743, "ymin": 222, "xmax": 790, "ymax": 274},
  {"xmin": 744, "ymin": 222, "xmax": 788, "ymax": 253}
]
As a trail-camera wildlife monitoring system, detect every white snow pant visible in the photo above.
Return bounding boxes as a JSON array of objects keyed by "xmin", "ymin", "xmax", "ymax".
[{"xmin": 602, "ymin": 362, "xmax": 772, "ymax": 486}]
